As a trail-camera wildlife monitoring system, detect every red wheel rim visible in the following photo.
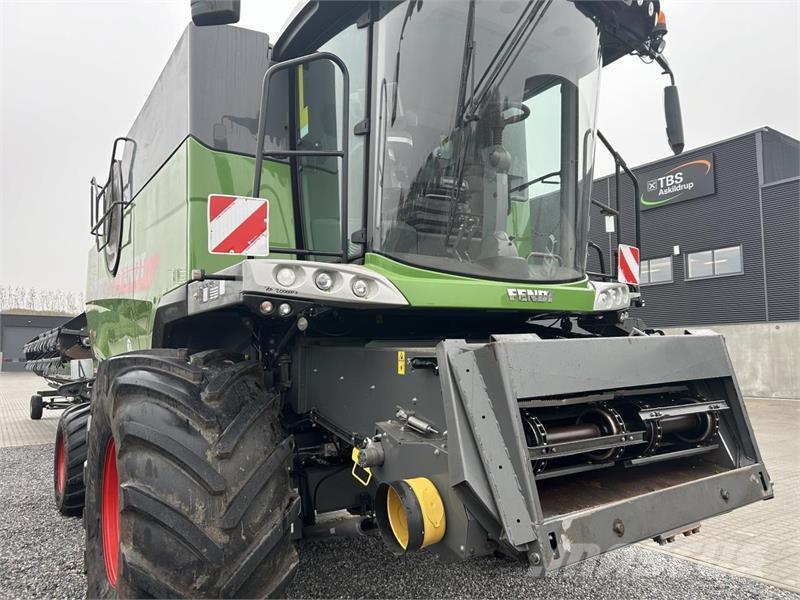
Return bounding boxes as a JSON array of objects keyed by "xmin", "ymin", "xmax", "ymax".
[
  {"xmin": 101, "ymin": 438, "xmax": 119, "ymax": 587},
  {"xmin": 56, "ymin": 435, "xmax": 66, "ymax": 495}
]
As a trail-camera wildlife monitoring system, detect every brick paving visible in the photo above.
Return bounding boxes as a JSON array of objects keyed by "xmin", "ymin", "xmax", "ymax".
[
  {"xmin": 0, "ymin": 372, "xmax": 66, "ymax": 447},
  {"xmin": 644, "ymin": 398, "xmax": 800, "ymax": 593},
  {"xmin": 0, "ymin": 373, "xmax": 797, "ymax": 592}
]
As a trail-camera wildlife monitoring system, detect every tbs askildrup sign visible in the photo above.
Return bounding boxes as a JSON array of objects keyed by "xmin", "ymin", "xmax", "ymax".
[{"xmin": 638, "ymin": 154, "xmax": 716, "ymax": 210}]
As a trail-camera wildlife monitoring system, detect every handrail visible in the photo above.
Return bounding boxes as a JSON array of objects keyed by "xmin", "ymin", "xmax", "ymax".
[
  {"xmin": 89, "ymin": 136, "xmax": 135, "ymax": 252},
  {"xmin": 587, "ymin": 241, "xmax": 607, "ymax": 277},
  {"xmin": 596, "ymin": 130, "xmax": 641, "ymax": 251},
  {"xmin": 588, "ymin": 131, "xmax": 642, "ymax": 283},
  {"xmin": 590, "ymin": 197, "xmax": 619, "ymax": 217},
  {"xmin": 252, "ymin": 51, "xmax": 350, "ymax": 261}
]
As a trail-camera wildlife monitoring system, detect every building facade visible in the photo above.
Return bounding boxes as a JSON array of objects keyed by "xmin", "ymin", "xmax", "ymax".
[
  {"xmin": 0, "ymin": 312, "xmax": 70, "ymax": 372},
  {"xmin": 590, "ymin": 127, "xmax": 800, "ymax": 328}
]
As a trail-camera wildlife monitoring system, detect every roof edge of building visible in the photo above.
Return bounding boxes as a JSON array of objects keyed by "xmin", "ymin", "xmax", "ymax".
[{"xmin": 595, "ymin": 125, "xmax": 799, "ymax": 182}]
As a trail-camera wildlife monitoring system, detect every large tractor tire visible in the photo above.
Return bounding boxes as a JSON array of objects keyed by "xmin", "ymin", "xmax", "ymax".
[
  {"xmin": 54, "ymin": 402, "xmax": 91, "ymax": 515},
  {"xmin": 84, "ymin": 349, "xmax": 300, "ymax": 598},
  {"xmin": 30, "ymin": 394, "xmax": 43, "ymax": 420}
]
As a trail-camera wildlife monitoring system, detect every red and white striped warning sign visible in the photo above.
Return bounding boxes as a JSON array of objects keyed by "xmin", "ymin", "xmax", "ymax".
[
  {"xmin": 617, "ymin": 244, "xmax": 640, "ymax": 286},
  {"xmin": 208, "ymin": 194, "xmax": 269, "ymax": 255}
]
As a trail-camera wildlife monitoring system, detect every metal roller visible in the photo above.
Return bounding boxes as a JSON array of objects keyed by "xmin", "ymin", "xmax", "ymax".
[
  {"xmin": 671, "ymin": 399, "xmax": 720, "ymax": 444},
  {"xmin": 576, "ymin": 405, "xmax": 627, "ymax": 462},
  {"xmin": 660, "ymin": 414, "xmax": 700, "ymax": 434},
  {"xmin": 521, "ymin": 413, "xmax": 548, "ymax": 474},
  {"xmin": 619, "ymin": 397, "xmax": 721, "ymax": 457},
  {"xmin": 522, "ymin": 394, "xmax": 724, "ymax": 477},
  {"xmin": 545, "ymin": 423, "xmax": 602, "ymax": 444},
  {"xmin": 618, "ymin": 400, "xmax": 663, "ymax": 456}
]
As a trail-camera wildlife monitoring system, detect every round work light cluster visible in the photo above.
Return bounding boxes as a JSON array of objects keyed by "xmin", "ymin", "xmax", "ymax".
[
  {"xmin": 268, "ymin": 264, "xmax": 380, "ymax": 302},
  {"xmin": 591, "ymin": 282, "xmax": 631, "ymax": 312}
]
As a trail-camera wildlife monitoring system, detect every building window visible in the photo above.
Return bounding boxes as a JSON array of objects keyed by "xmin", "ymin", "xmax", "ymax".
[
  {"xmin": 640, "ymin": 256, "xmax": 673, "ymax": 285},
  {"xmin": 686, "ymin": 245, "xmax": 743, "ymax": 280}
]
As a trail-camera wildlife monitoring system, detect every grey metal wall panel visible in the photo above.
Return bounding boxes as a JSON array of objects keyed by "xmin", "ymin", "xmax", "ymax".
[
  {"xmin": 761, "ymin": 129, "xmax": 800, "ymax": 184},
  {"xmin": 188, "ymin": 25, "xmax": 285, "ymax": 157},
  {"xmin": 762, "ymin": 179, "xmax": 800, "ymax": 321},
  {"xmin": 1, "ymin": 326, "xmax": 33, "ymax": 369},
  {"xmin": 591, "ymin": 133, "xmax": 768, "ymax": 327},
  {"xmin": 119, "ymin": 24, "xmax": 274, "ymax": 201},
  {"xmin": 0, "ymin": 314, "xmax": 70, "ymax": 372},
  {"xmin": 119, "ymin": 27, "xmax": 190, "ymax": 201}
]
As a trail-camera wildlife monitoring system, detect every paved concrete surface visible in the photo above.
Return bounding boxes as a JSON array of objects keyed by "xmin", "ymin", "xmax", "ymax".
[
  {"xmin": 1, "ymin": 372, "xmax": 798, "ymax": 595},
  {"xmin": 0, "ymin": 372, "xmax": 67, "ymax": 447}
]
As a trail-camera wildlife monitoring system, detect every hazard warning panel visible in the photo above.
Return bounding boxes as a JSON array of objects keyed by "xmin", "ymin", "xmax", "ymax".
[
  {"xmin": 617, "ymin": 243, "xmax": 640, "ymax": 286},
  {"xmin": 207, "ymin": 194, "xmax": 269, "ymax": 256}
]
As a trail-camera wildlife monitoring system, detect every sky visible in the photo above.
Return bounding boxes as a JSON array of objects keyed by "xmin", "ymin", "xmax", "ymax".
[{"xmin": 1, "ymin": 0, "xmax": 798, "ymax": 296}]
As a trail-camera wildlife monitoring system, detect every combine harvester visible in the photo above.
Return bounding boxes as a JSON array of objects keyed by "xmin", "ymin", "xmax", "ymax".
[{"xmin": 33, "ymin": 0, "xmax": 773, "ymax": 596}]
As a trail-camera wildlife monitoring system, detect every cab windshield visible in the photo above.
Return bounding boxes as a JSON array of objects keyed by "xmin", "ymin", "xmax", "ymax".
[{"xmin": 374, "ymin": 0, "xmax": 601, "ymax": 282}]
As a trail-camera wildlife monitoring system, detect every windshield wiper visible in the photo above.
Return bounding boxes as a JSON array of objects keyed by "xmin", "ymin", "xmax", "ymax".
[
  {"xmin": 462, "ymin": 0, "xmax": 552, "ymax": 121},
  {"xmin": 390, "ymin": 0, "xmax": 418, "ymax": 126},
  {"xmin": 445, "ymin": 0, "xmax": 552, "ymax": 259},
  {"xmin": 455, "ymin": 0, "xmax": 477, "ymax": 126}
]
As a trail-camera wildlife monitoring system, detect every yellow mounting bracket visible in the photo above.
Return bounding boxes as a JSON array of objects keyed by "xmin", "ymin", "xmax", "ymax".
[{"xmin": 351, "ymin": 447, "xmax": 372, "ymax": 486}]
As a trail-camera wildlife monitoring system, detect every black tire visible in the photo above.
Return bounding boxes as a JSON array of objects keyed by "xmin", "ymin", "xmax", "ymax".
[
  {"xmin": 84, "ymin": 349, "xmax": 300, "ymax": 598},
  {"xmin": 30, "ymin": 394, "xmax": 43, "ymax": 420},
  {"xmin": 54, "ymin": 402, "xmax": 91, "ymax": 515}
]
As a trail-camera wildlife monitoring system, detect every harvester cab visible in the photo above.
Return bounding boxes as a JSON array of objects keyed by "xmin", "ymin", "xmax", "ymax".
[{"xmin": 69, "ymin": 0, "xmax": 773, "ymax": 595}]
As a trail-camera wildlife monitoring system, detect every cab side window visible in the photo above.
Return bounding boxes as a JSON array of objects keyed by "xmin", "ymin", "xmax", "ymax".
[{"xmin": 295, "ymin": 22, "xmax": 368, "ymax": 259}]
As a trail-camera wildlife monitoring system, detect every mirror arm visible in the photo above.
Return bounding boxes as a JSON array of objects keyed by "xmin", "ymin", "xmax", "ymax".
[{"xmin": 655, "ymin": 54, "xmax": 676, "ymax": 86}]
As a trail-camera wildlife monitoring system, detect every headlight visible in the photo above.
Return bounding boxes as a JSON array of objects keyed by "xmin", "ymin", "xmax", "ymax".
[
  {"xmin": 591, "ymin": 282, "xmax": 631, "ymax": 311},
  {"xmin": 597, "ymin": 290, "xmax": 611, "ymax": 310},
  {"xmin": 351, "ymin": 278, "xmax": 369, "ymax": 298},
  {"xmin": 276, "ymin": 267, "xmax": 297, "ymax": 287},
  {"xmin": 252, "ymin": 260, "xmax": 410, "ymax": 307},
  {"xmin": 315, "ymin": 272, "xmax": 333, "ymax": 291}
]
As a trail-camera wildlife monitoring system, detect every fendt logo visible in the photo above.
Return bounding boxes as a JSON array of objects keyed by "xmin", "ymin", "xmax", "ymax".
[
  {"xmin": 639, "ymin": 154, "xmax": 715, "ymax": 210},
  {"xmin": 507, "ymin": 288, "xmax": 553, "ymax": 303}
]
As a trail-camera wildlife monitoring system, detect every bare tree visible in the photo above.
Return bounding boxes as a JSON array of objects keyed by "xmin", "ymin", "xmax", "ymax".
[{"xmin": 0, "ymin": 285, "xmax": 84, "ymax": 314}]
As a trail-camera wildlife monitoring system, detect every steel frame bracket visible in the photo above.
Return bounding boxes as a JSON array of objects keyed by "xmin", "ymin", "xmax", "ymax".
[{"xmin": 448, "ymin": 350, "xmax": 537, "ymax": 547}]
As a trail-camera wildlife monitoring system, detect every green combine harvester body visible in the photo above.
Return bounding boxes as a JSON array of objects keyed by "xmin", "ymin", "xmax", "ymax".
[{"xmin": 34, "ymin": 1, "xmax": 774, "ymax": 595}]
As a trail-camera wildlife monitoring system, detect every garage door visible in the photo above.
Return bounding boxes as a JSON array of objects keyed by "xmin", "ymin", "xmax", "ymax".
[{"xmin": 1, "ymin": 325, "xmax": 40, "ymax": 372}]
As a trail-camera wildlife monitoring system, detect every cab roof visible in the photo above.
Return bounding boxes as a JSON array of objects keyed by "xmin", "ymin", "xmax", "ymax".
[
  {"xmin": 273, "ymin": 0, "xmax": 660, "ymax": 65},
  {"xmin": 273, "ymin": 0, "xmax": 369, "ymax": 60}
]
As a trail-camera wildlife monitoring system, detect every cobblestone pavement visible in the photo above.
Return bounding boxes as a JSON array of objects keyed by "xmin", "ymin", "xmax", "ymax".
[
  {"xmin": 0, "ymin": 373, "xmax": 67, "ymax": 447},
  {"xmin": 1, "ymin": 372, "xmax": 797, "ymax": 593},
  {"xmin": 645, "ymin": 397, "xmax": 800, "ymax": 593}
]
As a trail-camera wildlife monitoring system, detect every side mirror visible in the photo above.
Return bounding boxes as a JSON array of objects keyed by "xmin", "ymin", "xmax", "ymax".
[
  {"xmin": 664, "ymin": 84, "xmax": 684, "ymax": 155},
  {"xmin": 191, "ymin": 0, "xmax": 240, "ymax": 26}
]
